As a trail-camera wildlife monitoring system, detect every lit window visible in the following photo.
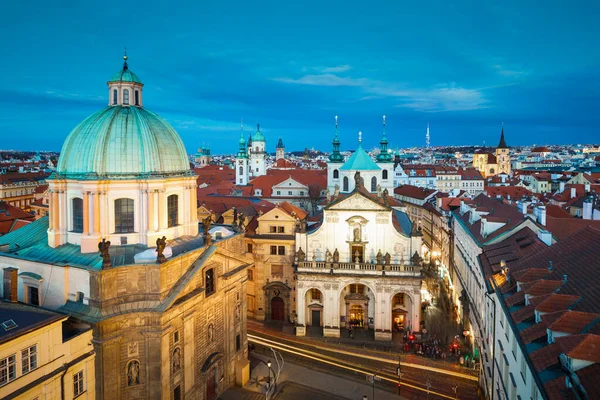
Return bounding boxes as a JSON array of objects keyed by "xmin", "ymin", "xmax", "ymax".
[
  {"xmin": 0, "ymin": 354, "xmax": 16, "ymax": 386},
  {"xmin": 167, "ymin": 195, "xmax": 178, "ymax": 227},
  {"xmin": 205, "ymin": 268, "xmax": 215, "ymax": 296},
  {"xmin": 114, "ymin": 198, "xmax": 134, "ymax": 233},
  {"xmin": 123, "ymin": 89, "xmax": 129, "ymax": 105},
  {"xmin": 21, "ymin": 345, "xmax": 37, "ymax": 375},
  {"xmin": 73, "ymin": 370, "xmax": 84, "ymax": 397},
  {"xmin": 72, "ymin": 197, "xmax": 83, "ymax": 233}
]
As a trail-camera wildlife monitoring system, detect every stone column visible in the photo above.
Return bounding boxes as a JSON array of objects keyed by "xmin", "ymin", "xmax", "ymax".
[
  {"xmin": 158, "ymin": 190, "xmax": 166, "ymax": 231},
  {"xmin": 295, "ymin": 286, "xmax": 306, "ymax": 336},
  {"xmin": 183, "ymin": 314, "xmax": 195, "ymax": 394},
  {"xmin": 83, "ymin": 191, "xmax": 90, "ymax": 235},
  {"xmin": 148, "ymin": 190, "xmax": 155, "ymax": 232},
  {"xmin": 51, "ymin": 190, "xmax": 59, "ymax": 231},
  {"xmin": 189, "ymin": 183, "xmax": 197, "ymax": 222},
  {"xmin": 93, "ymin": 192, "xmax": 101, "ymax": 234},
  {"xmin": 345, "ymin": 300, "xmax": 350, "ymax": 329}
]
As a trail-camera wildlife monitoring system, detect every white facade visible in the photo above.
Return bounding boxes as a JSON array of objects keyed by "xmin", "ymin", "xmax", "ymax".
[
  {"xmin": 47, "ymin": 175, "xmax": 199, "ymax": 253},
  {"xmin": 295, "ymin": 188, "xmax": 423, "ymax": 341},
  {"xmin": 249, "ymin": 139, "xmax": 266, "ymax": 177}
]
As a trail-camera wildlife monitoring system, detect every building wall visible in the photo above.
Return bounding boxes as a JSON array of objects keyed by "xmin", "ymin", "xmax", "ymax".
[{"xmin": 0, "ymin": 317, "xmax": 95, "ymax": 400}]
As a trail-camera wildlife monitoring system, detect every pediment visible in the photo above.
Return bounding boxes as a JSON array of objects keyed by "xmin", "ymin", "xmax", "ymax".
[
  {"xmin": 327, "ymin": 192, "xmax": 389, "ymax": 211},
  {"xmin": 272, "ymin": 177, "xmax": 307, "ymax": 190}
]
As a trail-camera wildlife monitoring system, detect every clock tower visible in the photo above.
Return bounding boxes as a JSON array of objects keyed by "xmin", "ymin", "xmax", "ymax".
[{"xmin": 236, "ymin": 125, "xmax": 249, "ymax": 185}]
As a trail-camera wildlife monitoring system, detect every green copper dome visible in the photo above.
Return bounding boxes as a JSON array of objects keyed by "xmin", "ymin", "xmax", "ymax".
[
  {"xmin": 56, "ymin": 106, "xmax": 191, "ymax": 179},
  {"xmin": 340, "ymin": 146, "xmax": 381, "ymax": 171},
  {"xmin": 109, "ymin": 68, "xmax": 142, "ymax": 84},
  {"xmin": 252, "ymin": 124, "xmax": 265, "ymax": 142}
]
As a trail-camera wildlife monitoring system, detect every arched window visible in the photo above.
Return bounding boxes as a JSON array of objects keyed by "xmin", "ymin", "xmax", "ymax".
[
  {"xmin": 382, "ymin": 170, "xmax": 388, "ymax": 180},
  {"xmin": 123, "ymin": 89, "xmax": 130, "ymax": 105},
  {"xmin": 333, "ymin": 169, "xmax": 339, "ymax": 179},
  {"xmin": 114, "ymin": 198, "xmax": 134, "ymax": 233},
  {"xmin": 371, "ymin": 176, "xmax": 377, "ymax": 192},
  {"xmin": 167, "ymin": 195, "xmax": 178, "ymax": 227},
  {"xmin": 343, "ymin": 176, "xmax": 349, "ymax": 192},
  {"xmin": 112, "ymin": 89, "xmax": 118, "ymax": 105},
  {"xmin": 134, "ymin": 90, "xmax": 139, "ymax": 106},
  {"xmin": 255, "ymin": 146, "xmax": 259, "ymax": 152},
  {"xmin": 205, "ymin": 268, "xmax": 215, "ymax": 296},
  {"xmin": 239, "ymin": 166, "xmax": 243, "ymax": 176},
  {"xmin": 72, "ymin": 198, "xmax": 83, "ymax": 233}
]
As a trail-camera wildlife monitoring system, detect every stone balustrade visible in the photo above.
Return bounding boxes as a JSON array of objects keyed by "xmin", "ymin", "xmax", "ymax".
[{"xmin": 296, "ymin": 261, "xmax": 421, "ymax": 277}]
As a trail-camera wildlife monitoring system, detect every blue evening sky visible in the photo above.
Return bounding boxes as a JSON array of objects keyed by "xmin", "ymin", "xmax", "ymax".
[{"xmin": 0, "ymin": 0, "xmax": 598, "ymax": 154}]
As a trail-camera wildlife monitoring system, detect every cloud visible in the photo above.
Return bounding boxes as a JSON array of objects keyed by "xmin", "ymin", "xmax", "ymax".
[
  {"xmin": 272, "ymin": 73, "xmax": 370, "ymax": 87},
  {"xmin": 273, "ymin": 71, "xmax": 487, "ymax": 112},
  {"xmin": 321, "ymin": 65, "xmax": 351, "ymax": 73},
  {"xmin": 491, "ymin": 64, "xmax": 528, "ymax": 78}
]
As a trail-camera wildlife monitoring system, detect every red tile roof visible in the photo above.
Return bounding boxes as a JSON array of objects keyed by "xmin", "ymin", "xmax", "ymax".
[
  {"xmin": 393, "ymin": 184, "xmax": 437, "ymax": 200},
  {"xmin": 544, "ymin": 311, "xmax": 600, "ymax": 334}
]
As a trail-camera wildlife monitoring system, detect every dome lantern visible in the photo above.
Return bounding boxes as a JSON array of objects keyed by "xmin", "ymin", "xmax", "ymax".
[{"xmin": 107, "ymin": 51, "xmax": 144, "ymax": 107}]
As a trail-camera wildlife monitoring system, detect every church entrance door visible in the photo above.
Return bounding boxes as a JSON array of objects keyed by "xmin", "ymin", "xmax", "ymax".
[
  {"xmin": 271, "ymin": 297, "xmax": 285, "ymax": 321},
  {"xmin": 206, "ymin": 367, "xmax": 216, "ymax": 399},
  {"xmin": 311, "ymin": 309, "xmax": 321, "ymax": 327}
]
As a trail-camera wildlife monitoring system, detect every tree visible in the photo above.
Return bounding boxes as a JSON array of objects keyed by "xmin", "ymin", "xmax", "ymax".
[{"xmin": 308, "ymin": 184, "xmax": 323, "ymax": 216}]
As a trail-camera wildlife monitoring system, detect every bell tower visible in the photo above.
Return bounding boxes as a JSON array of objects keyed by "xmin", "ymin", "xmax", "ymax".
[{"xmin": 495, "ymin": 124, "xmax": 511, "ymax": 175}]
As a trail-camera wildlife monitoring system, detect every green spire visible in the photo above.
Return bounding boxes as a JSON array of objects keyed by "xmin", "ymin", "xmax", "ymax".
[
  {"xmin": 329, "ymin": 115, "xmax": 344, "ymax": 162},
  {"xmin": 237, "ymin": 122, "xmax": 248, "ymax": 159},
  {"xmin": 376, "ymin": 114, "xmax": 393, "ymax": 163}
]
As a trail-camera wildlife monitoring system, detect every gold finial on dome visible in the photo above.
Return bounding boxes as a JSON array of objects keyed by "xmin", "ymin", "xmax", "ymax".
[{"xmin": 123, "ymin": 47, "xmax": 128, "ymax": 61}]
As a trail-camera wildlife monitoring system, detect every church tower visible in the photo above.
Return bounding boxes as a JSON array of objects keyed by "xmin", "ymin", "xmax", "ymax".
[
  {"xmin": 327, "ymin": 116, "xmax": 345, "ymax": 193},
  {"xmin": 249, "ymin": 124, "xmax": 266, "ymax": 177},
  {"xmin": 276, "ymin": 137, "xmax": 285, "ymax": 161},
  {"xmin": 495, "ymin": 124, "xmax": 511, "ymax": 175},
  {"xmin": 236, "ymin": 123, "xmax": 249, "ymax": 185},
  {"xmin": 376, "ymin": 115, "xmax": 394, "ymax": 190}
]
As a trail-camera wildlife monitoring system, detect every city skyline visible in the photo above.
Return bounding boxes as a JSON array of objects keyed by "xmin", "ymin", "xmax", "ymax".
[{"xmin": 0, "ymin": 1, "xmax": 599, "ymax": 153}]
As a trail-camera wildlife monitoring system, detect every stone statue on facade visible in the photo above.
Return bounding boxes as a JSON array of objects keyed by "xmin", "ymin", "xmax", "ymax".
[
  {"xmin": 156, "ymin": 236, "xmax": 167, "ymax": 263},
  {"xmin": 172, "ymin": 348, "xmax": 181, "ymax": 372},
  {"xmin": 296, "ymin": 247, "xmax": 306, "ymax": 262},
  {"xmin": 384, "ymin": 252, "xmax": 391, "ymax": 265},
  {"xmin": 354, "ymin": 171, "xmax": 362, "ymax": 188},
  {"xmin": 353, "ymin": 226, "xmax": 361, "ymax": 242},
  {"xmin": 354, "ymin": 250, "xmax": 361, "ymax": 263},
  {"xmin": 376, "ymin": 250, "xmax": 383, "ymax": 264},
  {"xmin": 377, "ymin": 184, "xmax": 382, "ymax": 197},
  {"xmin": 127, "ymin": 360, "xmax": 140, "ymax": 386},
  {"xmin": 334, "ymin": 184, "xmax": 340, "ymax": 197},
  {"xmin": 382, "ymin": 188, "xmax": 389, "ymax": 206},
  {"xmin": 238, "ymin": 212, "xmax": 246, "ymax": 231},
  {"xmin": 202, "ymin": 215, "xmax": 212, "ymax": 234},
  {"xmin": 326, "ymin": 188, "xmax": 331, "ymax": 202},
  {"xmin": 333, "ymin": 248, "xmax": 340, "ymax": 262},
  {"xmin": 412, "ymin": 251, "xmax": 423, "ymax": 266},
  {"xmin": 98, "ymin": 238, "xmax": 112, "ymax": 268},
  {"xmin": 232, "ymin": 207, "xmax": 238, "ymax": 224},
  {"xmin": 325, "ymin": 249, "xmax": 333, "ymax": 262}
]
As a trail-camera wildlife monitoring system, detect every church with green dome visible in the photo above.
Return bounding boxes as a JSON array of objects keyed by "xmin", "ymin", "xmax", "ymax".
[
  {"xmin": 0, "ymin": 55, "xmax": 252, "ymax": 400},
  {"xmin": 48, "ymin": 54, "xmax": 198, "ymax": 252}
]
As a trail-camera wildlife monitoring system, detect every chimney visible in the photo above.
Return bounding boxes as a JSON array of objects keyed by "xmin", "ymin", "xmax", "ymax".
[
  {"xmin": 563, "ymin": 274, "xmax": 568, "ymax": 284},
  {"xmin": 538, "ymin": 230, "xmax": 552, "ymax": 246},
  {"xmin": 537, "ymin": 205, "xmax": 547, "ymax": 226},
  {"xmin": 559, "ymin": 181, "xmax": 565, "ymax": 193},
  {"xmin": 437, "ymin": 197, "xmax": 443, "ymax": 209},
  {"xmin": 571, "ymin": 187, "xmax": 577, "ymax": 199},
  {"xmin": 583, "ymin": 197, "xmax": 593, "ymax": 220},
  {"xmin": 3, "ymin": 267, "xmax": 18, "ymax": 302},
  {"xmin": 548, "ymin": 260, "xmax": 553, "ymax": 271},
  {"xmin": 585, "ymin": 183, "xmax": 591, "ymax": 193}
]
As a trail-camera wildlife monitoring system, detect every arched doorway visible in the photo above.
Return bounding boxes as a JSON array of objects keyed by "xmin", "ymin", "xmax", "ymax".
[
  {"xmin": 341, "ymin": 284, "xmax": 372, "ymax": 330},
  {"xmin": 391, "ymin": 292, "xmax": 413, "ymax": 341},
  {"xmin": 271, "ymin": 297, "xmax": 285, "ymax": 321}
]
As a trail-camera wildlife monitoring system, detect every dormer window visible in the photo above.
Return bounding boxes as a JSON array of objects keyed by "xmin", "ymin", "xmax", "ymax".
[
  {"xmin": 112, "ymin": 89, "xmax": 118, "ymax": 105},
  {"xmin": 123, "ymin": 89, "xmax": 130, "ymax": 105}
]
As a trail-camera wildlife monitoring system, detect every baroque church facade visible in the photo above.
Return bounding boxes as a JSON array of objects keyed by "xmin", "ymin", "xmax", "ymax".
[
  {"xmin": 0, "ymin": 56, "xmax": 250, "ymax": 399},
  {"xmin": 295, "ymin": 171, "xmax": 424, "ymax": 341}
]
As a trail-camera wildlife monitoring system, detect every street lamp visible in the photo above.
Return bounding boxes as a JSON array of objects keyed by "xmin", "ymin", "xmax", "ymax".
[{"xmin": 267, "ymin": 360, "xmax": 272, "ymax": 389}]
